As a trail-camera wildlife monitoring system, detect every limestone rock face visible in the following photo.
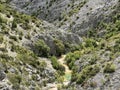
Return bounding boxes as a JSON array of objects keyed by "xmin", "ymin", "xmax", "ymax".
[
  {"xmin": 0, "ymin": 70, "xmax": 6, "ymax": 81},
  {"xmin": 9, "ymin": 0, "xmax": 119, "ymax": 55},
  {"xmin": 0, "ymin": 0, "xmax": 119, "ymax": 90},
  {"xmin": 10, "ymin": 0, "xmax": 119, "ymax": 33},
  {"xmin": 72, "ymin": 56, "xmax": 120, "ymax": 90}
]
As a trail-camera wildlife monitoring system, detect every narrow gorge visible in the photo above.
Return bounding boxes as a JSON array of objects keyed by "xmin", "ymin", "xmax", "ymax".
[{"xmin": 0, "ymin": 0, "xmax": 120, "ymax": 90}]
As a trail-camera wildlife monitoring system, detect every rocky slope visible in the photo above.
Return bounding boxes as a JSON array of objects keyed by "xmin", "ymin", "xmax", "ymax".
[
  {"xmin": 64, "ymin": 3, "xmax": 120, "ymax": 90},
  {"xmin": 0, "ymin": 0, "xmax": 120, "ymax": 90},
  {"xmin": 0, "ymin": 2, "xmax": 81, "ymax": 90},
  {"xmin": 0, "ymin": 3, "xmax": 56, "ymax": 90},
  {"xmin": 10, "ymin": 0, "xmax": 118, "ymax": 35}
]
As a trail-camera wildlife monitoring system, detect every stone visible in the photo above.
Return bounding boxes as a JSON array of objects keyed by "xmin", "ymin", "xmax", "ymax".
[{"xmin": 0, "ymin": 70, "xmax": 6, "ymax": 81}]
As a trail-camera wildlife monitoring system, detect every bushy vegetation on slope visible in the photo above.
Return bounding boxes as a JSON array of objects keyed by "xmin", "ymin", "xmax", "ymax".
[
  {"xmin": 34, "ymin": 39, "xmax": 50, "ymax": 57},
  {"xmin": 0, "ymin": 0, "xmax": 120, "ymax": 90},
  {"xmin": 50, "ymin": 56, "xmax": 65, "ymax": 75},
  {"xmin": 65, "ymin": 10, "xmax": 120, "ymax": 86},
  {"xmin": 0, "ymin": 3, "xmax": 57, "ymax": 89}
]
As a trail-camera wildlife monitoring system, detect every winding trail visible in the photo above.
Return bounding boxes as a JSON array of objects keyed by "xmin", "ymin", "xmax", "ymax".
[
  {"xmin": 58, "ymin": 55, "xmax": 72, "ymax": 73},
  {"xmin": 49, "ymin": 55, "xmax": 72, "ymax": 90},
  {"xmin": 58, "ymin": 55, "xmax": 72, "ymax": 84}
]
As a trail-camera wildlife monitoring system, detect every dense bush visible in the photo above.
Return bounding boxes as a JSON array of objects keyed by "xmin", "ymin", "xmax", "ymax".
[
  {"xmin": 104, "ymin": 62, "xmax": 116, "ymax": 73},
  {"xmin": 50, "ymin": 56, "xmax": 65, "ymax": 75},
  {"xmin": 54, "ymin": 39, "xmax": 65, "ymax": 56},
  {"xmin": 7, "ymin": 73, "xmax": 22, "ymax": 89},
  {"xmin": 65, "ymin": 51, "xmax": 81, "ymax": 69},
  {"xmin": 34, "ymin": 39, "xmax": 50, "ymax": 57},
  {"xmin": 88, "ymin": 55, "xmax": 98, "ymax": 65},
  {"xmin": 85, "ymin": 38, "xmax": 98, "ymax": 48},
  {"xmin": 11, "ymin": 45, "xmax": 41, "ymax": 68},
  {"xmin": 76, "ymin": 65, "xmax": 100, "ymax": 84},
  {"xmin": 12, "ymin": 19, "xmax": 17, "ymax": 29}
]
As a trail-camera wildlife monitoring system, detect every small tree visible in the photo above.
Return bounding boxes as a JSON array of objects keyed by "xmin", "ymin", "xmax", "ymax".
[
  {"xmin": 54, "ymin": 39, "xmax": 65, "ymax": 56},
  {"xmin": 12, "ymin": 19, "xmax": 17, "ymax": 29},
  {"xmin": 34, "ymin": 39, "xmax": 50, "ymax": 57}
]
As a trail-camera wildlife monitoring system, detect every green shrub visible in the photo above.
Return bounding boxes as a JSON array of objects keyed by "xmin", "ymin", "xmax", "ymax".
[
  {"xmin": 12, "ymin": 19, "xmax": 17, "ymax": 28},
  {"xmin": 65, "ymin": 51, "xmax": 81, "ymax": 69},
  {"xmin": 114, "ymin": 39, "xmax": 120, "ymax": 52},
  {"xmin": 8, "ymin": 73, "xmax": 22, "ymax": 84},
  {"xmin": 16, "ymin": 49, "xmax": 39, "ymax": 68},
  {"xmin": 85, "ymin": 38, "xmax": 98, "ymax": 48},
  {"xmin": 89, "ymin": 55, "xmax": 98, "ymax": 65},
  {"xmin": 0, "ymin": 16, "xmax": 7, "ymax": 24},
  {"xmin": 39, "ymin": 61, "xmax": 47, "ymax": 71},
  {"xmin": 0, "ymin": 35, "xmax": 3, "ymax": 43},
  {"xmin": 104, "ymin": 62, "xmax": 116, "ymax": 73},
  {"xmin": 7, "ymin": 73, "xmax": 21, "ymax": 89},
  {"xmin": 50, "ymin": 56, "xmax": 65, "ymax": 75},
  {"xmin": 54, "ymin": 39, "xmax": 65, "ymax": 56},
  {"xmin": 71, "ymin": 72, "xmax": 78, "ymax": 82},
  {"xmin": 0, "ymin": 53, "xmax": 13, "ymax": 60},
  {"xmin": 76, "ymin": 65, "xmax": 100, "ymax": 84},
  {"xmin": 34, "ymin": 39, "xmax": 50, "ymax": 57},
  {"xmin": 9, "ymin": 35, "xmax": 18, "ymax": 41},
  {"xmin": 12, "ymin": 45, "xmax": 40, "ymax": 68}
]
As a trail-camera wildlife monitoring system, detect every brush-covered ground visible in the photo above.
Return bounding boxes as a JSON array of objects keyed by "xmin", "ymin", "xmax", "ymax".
[{"xmin": 0, "ymin": 0, "xmax": 120, "ymax": 90}]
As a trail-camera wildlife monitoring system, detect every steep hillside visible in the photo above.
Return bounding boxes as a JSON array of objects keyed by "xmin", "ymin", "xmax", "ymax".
[
  {"xmin": 1, "ymin": 1, "xmax": 83, "ymax": 56},
  {"xmin": 0, "ymin": 3, "xmax": 82, "ymax": 90},
  {"xmin": 0, "ymin": 3, "xmax": 57, "ymax": 90},
  {"xmin": 0, "ymin": 0, "xmax": 120, "ymax": 90},
  {"xmin": 10, "ymin": 0, "xmax": 119, "ymax": 34},
  {"xmin": 64, "ymin": 4, "xmax": 120, "ymax": 90}
]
